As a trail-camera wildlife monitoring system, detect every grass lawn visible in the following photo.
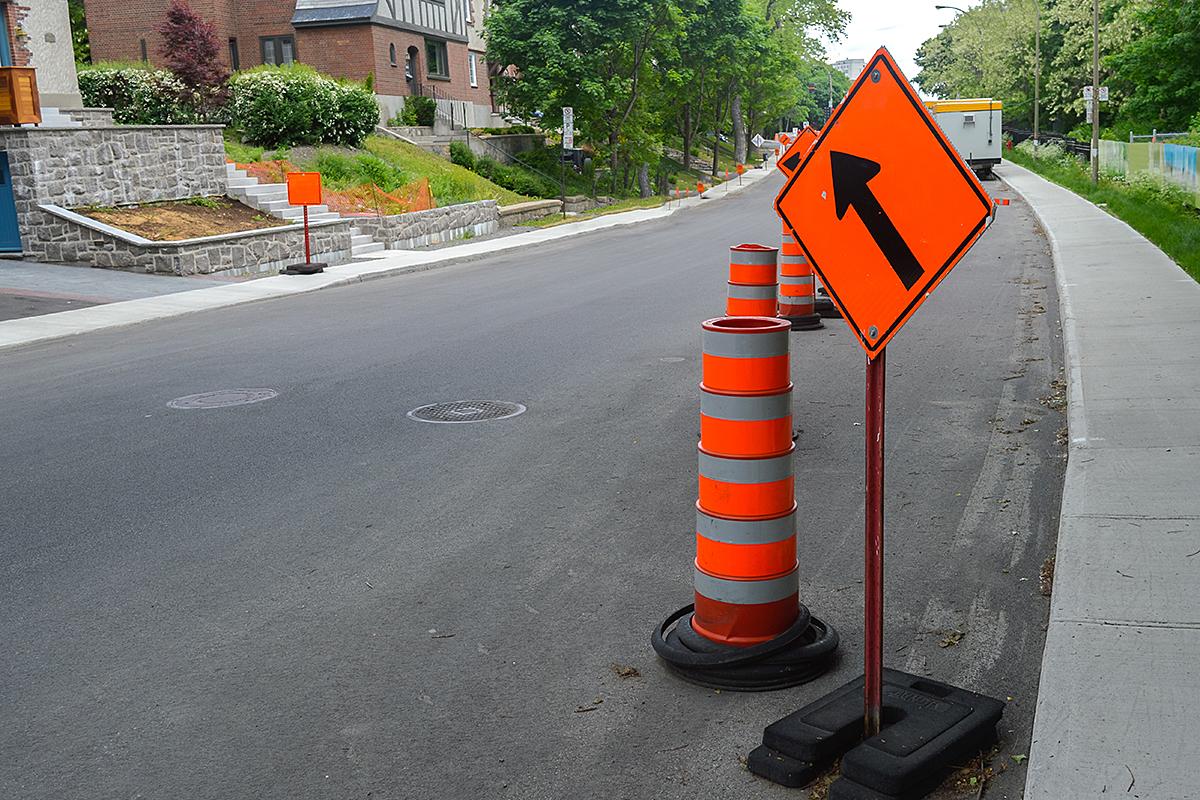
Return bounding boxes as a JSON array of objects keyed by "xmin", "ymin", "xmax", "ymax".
[
  {"xmin": 1006, "ymin": 147, "xmax": 1200, "ymax": 282},
  {"xmin": 223, "ymin": 132, "xmax": 530, "ymax": 207},
  {"xmin": 517, "ymin": 195, "xmax": 668, "ymax": 228}
]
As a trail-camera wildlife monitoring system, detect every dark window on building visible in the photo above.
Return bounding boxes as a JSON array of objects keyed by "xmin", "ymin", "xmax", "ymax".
[
  {"xmin": 389, "ymin": 43, "xmax": 397, "ymax": 67},
  {"xmin": 229, "ymin": 38, "xmax": 240, "ymax": 70},
  {"xmin": 139, "ymin": 39, "xmax": 148, "ymax": 62},
  {"xmin": 425, "ymin": 39, "xmax": 448, "ymax": 78},
  {"xmin": 260, "ymin": 36, "xmax": 296, "ymax": 66}
]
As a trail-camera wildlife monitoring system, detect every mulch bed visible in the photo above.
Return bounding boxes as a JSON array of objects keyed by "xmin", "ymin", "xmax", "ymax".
[{"xmin": 78, "ymin": 197, "xmax": 286, "ymax": 241}]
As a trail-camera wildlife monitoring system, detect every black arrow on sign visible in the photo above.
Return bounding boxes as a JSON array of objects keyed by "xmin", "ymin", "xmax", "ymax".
[
  {"xmin": 782, "ymin": 150, "xmax": 803, "ymax": 173},
  {"xmin": 830, "ymin": 151, "xmax": 925, "ymax": 290}
]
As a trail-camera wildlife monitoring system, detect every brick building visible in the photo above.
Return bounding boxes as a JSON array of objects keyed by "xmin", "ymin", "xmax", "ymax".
[{"xmin": 84, "ymin": 0, "xmax": 498, "ymax": 125}]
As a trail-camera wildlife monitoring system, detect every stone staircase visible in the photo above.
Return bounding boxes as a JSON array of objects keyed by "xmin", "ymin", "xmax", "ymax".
[
  {"xmin": 379, "ymin": 125, "xmax": 460, "ymax": 157},
  {"xmin": 224, "ymin": 163, "xmax": 386, "ymax": 259},
  {"xmin": 35, "ymin": 107, "xmax": 82, "ymax": 128}
]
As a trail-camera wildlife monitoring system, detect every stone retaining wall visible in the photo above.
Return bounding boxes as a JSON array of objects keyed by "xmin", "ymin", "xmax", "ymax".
[
  {"xmin": 70, "ymin": 108, "xmax": 116, "ymax": 126},
  {"xmin": 469, "ymin": 133, "xmax": 545, "ymax": 166},
  {"xmin": 35, "ymin": 205, "xmax": 353, "ymax": 277},
  {"xmin": 0, "ymin": 125, "xmax": 227, "ymax": 259},
  {"xmin": 353, "ymin": 201, "xmax": 499, "ymax": 249}
]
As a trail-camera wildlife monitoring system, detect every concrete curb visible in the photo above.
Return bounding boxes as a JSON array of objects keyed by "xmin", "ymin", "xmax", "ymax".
[
  {"xmin": 997, "ymin": 161, "xmax": 1200, "ymax": 799},
  {"xmin": 0, "ymin": 164, "xmax": 776, "ymax": 353}
]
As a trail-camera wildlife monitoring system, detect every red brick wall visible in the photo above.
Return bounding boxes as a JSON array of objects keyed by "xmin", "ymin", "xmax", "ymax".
[
  {"xmin": 294, "ymin": 24, "xmax": 375, "ymax": 83},
  {"xmin": 4, "ymin": 2, "xmax": 32, "ymax": 66},
  {"xmin": 83, "ymin": 0, "xmax": 491, "ymax": 106},
  {"xmin": 85, "ymin": 0, "xmax": 293, "ymax": 69}
]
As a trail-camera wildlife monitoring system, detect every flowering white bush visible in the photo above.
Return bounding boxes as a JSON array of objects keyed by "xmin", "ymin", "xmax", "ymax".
[
  {"xmin": 79, "ymin": 64, "xmax": 201, "ymax": 125},
  {"xmin": 229, "ymin": 65, "xmax": 379, "ymax": 148}
]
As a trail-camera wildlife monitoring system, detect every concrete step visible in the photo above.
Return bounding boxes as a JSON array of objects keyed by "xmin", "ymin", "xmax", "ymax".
[
  {"xmin": 352, "ymin": 241, "xmax": 386, "ymax": 256},
  {"xmin": 227, "ymin": 177, "xmax": 256, "ymax": 189},
  {"xmin": 240, "ymin": 183, "xmax": 286, "ymax": 198},
  {"xmin": 255, "ymin": 198, "xmax": 293, "ymax": 213},
  {"xmin": 309, "ymin": 213, "xmax": 342, "ymax": 223},
  {"xmin": 350, "ymin": 234, "xmax": 373, "ymax": 248},
  {"xmin": 278, "ymin": 204, "xmax": 330, "ymax": 219}
]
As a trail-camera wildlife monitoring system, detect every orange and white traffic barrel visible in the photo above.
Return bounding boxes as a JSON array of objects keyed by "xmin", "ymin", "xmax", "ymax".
[
  {"xmin": 726, "ymin": 283, "xmax": 778, "ymax": 317},
  {"xmin": 701, "ymin": 316, "xmax": 790, "ymax": 396},
  {"xmin": 727, "ymin": 243, "xmax": 777, "ymax": 286},
  {"xmin": 653, "ymin": 313, "xmax": 838, "ymax": 689},
  {"xmin": 697, "ymin": 444, "xmax": 795, "ymax": 520},
  {"xmin": 699, "ymin": 385, "xmax": 792, "ymax": 459},
  {"xmin": 779, "ymin": 225, "xmax": 823, "ymax": 331}
]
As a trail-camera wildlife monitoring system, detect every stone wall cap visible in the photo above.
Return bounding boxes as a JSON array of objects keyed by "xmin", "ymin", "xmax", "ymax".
[
  {"xmin": 0, "ymin": 124, "xmax": 226, "ymax": 135},
  {"xmin": 500, "ymin": 199, "xmax": 562, "ymax": 214}
]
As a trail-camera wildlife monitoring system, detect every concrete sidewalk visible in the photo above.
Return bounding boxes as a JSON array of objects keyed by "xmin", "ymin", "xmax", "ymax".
[
  {"xmin": 0, "ymin": 163, "xmax": 774, "ymax": 352},
  {"xmin": 998, "ymin": 162, "xmax": 1200, "ymax": 798}
]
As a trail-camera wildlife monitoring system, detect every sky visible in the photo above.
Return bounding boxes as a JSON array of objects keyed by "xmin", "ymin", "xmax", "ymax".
[{"xmin": 823, "ymin": 0, "xmax": 983, "ymax": 86}]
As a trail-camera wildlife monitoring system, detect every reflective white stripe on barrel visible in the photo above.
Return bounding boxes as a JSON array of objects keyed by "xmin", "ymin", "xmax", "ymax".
[
  {"xmin": 780, "ymin": 253, "xmax": 808, "ymax": 266},
  {"xmin": 779, "ymin": 275, "xmax": 814, "ymax": 287},
  {"xmin": 702, "ymin": 328, "xmax": 789, "ymax": 358},
  {"xmin": 700, "ymin": 389, "xmax": 791, "ymax": 421},
  {"xmin": 698, "ymin": 448, "xmax": 793, "ymax": 484},
  {"xmin": 730, "ymin": 245, "xmax": 778, "ymax": 265},
  {"xmin": 727, "ymin": 283, "xmax": 777, "ymax": 300},
  {"xmin": 694, "ymin": 564, "xmax": 799, "ymax": 603},
  {"xmin": 697, "ymin": 506, "xmax": 795, "ymax": 545}
]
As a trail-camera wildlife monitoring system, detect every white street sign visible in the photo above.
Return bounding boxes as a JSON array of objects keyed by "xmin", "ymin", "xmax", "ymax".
[
  {"xmin": 751, "ymin": 133, "xmax": 766, "ymax": 148},
  {"xmin": 1082, "ymin": 86, "xmax": 1109, "ymax": 102},
  {"xmin": 1085, "ymin": 98, "xmax": 1094, "ymax": 123},
  {"xmin": 562, "ymin": 107, "xmax": 574, "ymax": 150},
  {"xmin": 1082, "ymin": 86, "xmax": 1092, "ymax": 100}
]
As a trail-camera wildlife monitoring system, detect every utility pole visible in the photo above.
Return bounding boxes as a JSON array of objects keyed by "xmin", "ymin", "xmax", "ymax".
[
  {"xmin": 1033, "ymin": 0, "xmax": 1040, "ymax": 145},
  {"xmin": 1090, "ymin": 0, "xmax": 1100, "ymax": 185}
]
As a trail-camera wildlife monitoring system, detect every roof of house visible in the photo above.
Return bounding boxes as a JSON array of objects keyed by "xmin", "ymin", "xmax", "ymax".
[{"xmin": 292, "ymin": 0, "xmax": 379, "ymax": 25}]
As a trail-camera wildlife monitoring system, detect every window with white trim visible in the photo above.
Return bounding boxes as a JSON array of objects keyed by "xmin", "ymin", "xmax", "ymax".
[{"xmin": 468, "ymin": 52, "xmax": 478, "ymax": 87}]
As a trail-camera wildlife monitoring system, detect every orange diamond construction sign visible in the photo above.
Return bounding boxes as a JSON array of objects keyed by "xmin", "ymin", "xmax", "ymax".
[{"xmin": 775, "ymin": 47, "xmax": 993, "ymax": 357}]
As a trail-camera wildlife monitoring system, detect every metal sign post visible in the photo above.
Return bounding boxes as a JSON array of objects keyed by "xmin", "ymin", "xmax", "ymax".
[
  {"xmin": 755, "ymin": 52, "xmax": 1004, "ymax": 794},
  {"xmin": 864, "ymin": 348, "xmax": 886, "ymax": 736}
]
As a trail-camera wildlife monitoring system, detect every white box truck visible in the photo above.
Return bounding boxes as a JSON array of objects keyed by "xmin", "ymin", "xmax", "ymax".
[{"xmin": 924, "ymin": 99, "xmax": 1003, "ymax": 178}]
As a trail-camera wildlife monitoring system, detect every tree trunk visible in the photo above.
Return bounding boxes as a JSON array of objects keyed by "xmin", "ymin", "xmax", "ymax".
[
  {"xmin": 711, "ymin": 93, "xmax": 723, "ymax": 177},
  {"xmin": 637, "ymin": 162, "xmax": 651, "ymax": 197},
  {"xmin": 681, "ymin": 102, "xmax": 692, "ymax": 175},
  {"xmin": 732, "ymin": 93, "xmax": 746, "ymax": 164}
]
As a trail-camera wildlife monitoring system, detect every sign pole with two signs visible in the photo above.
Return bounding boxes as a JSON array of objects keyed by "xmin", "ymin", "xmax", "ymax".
[{"xmin": 747, "ymin": 47, "xmax": 1006, "ymax": 797}]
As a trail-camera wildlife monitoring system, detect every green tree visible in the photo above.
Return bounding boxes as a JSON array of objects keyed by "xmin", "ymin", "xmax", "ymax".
[
  {"xmin": 68, "ymin": 0, "xmax": 90, "ymax": 64},
  {"xmin": 1106, "ymin": 1, "xmax": 1200, "ymax": 131}
]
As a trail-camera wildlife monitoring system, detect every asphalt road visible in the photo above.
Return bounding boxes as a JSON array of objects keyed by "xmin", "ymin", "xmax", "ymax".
[{"xmin": 0, "ymin": 174, "xmax": 1064, "ymax": 800}]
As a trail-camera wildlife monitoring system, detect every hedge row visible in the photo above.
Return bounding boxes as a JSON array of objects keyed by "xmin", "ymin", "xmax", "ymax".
[{"xmin": 78, "ymin": 62, "xmax": 379, "ymax": 148}]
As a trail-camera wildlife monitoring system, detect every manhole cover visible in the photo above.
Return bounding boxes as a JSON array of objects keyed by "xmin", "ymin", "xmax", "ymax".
[
  {"xmin": 167, "ymin": 389, "xmax": 279, "ymax": 410},
  {"xmin": 407, "ymin": 400, "xmax": 526, "ymax": 424}
]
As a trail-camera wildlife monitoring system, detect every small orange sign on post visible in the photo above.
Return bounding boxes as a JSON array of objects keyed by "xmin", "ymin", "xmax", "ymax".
[
  {"xmin": 774, "ymin": 47, "xmax": 992, "ymax": 356},
  {"xmin": 776, "ymin": 126, "xmax": 819, "ymax": 179},
  {"xmin": 736, "ymin": 163, "xmax": 745, "ymax": 175},
  {"xmin": 284, "ymin": 171, "xmax": 326, "ymax": 274},
  {"xmin": 286, "ymin": 171, "xmax": 322, "ymax": 206}
]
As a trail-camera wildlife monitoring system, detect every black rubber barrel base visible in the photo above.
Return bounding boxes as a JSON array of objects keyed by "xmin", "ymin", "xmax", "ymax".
[
  {"xmin": 781, "ymin": 313, "xmax": 824, "ymax": 331},
  {"xmin": 282, "ymin": 261, "xmax": 327, "ymax": 275},
  {"xmin": 651, "ymin": 604, "xmax": 838, "ymax": 692},
  {"xmin": 748, "ymin": 668, "xmax": 1004, "ymax": 799},
  {"xmin": 815, "ymin": 297, "xmax": 840, "ymax": 319}
]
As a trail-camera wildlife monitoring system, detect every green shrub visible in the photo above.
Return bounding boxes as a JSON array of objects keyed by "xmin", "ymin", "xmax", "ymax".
[
  {"xmin": 78, "ymin": 63, "xmax": 201, "ymax": 124},
  {"xmin": 404, "ymin": 95, "xmax": 436, "ymax": 127},
  {"xmin": 449, "ymin": 140, "xmax": 475, "ymax": 170},
  {"xmin": 228, "ymin": 64, "xmax": 379, "ymax": 148}
]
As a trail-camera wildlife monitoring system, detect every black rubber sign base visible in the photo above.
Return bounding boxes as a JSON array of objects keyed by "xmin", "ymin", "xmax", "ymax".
[
  {"xmin": 282, "ymin": 261, "xmax": 327, "ymax": 275},
  {"xmin": 748, "ymin": 669, "xmax": 1003, "ymax": 799}
]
